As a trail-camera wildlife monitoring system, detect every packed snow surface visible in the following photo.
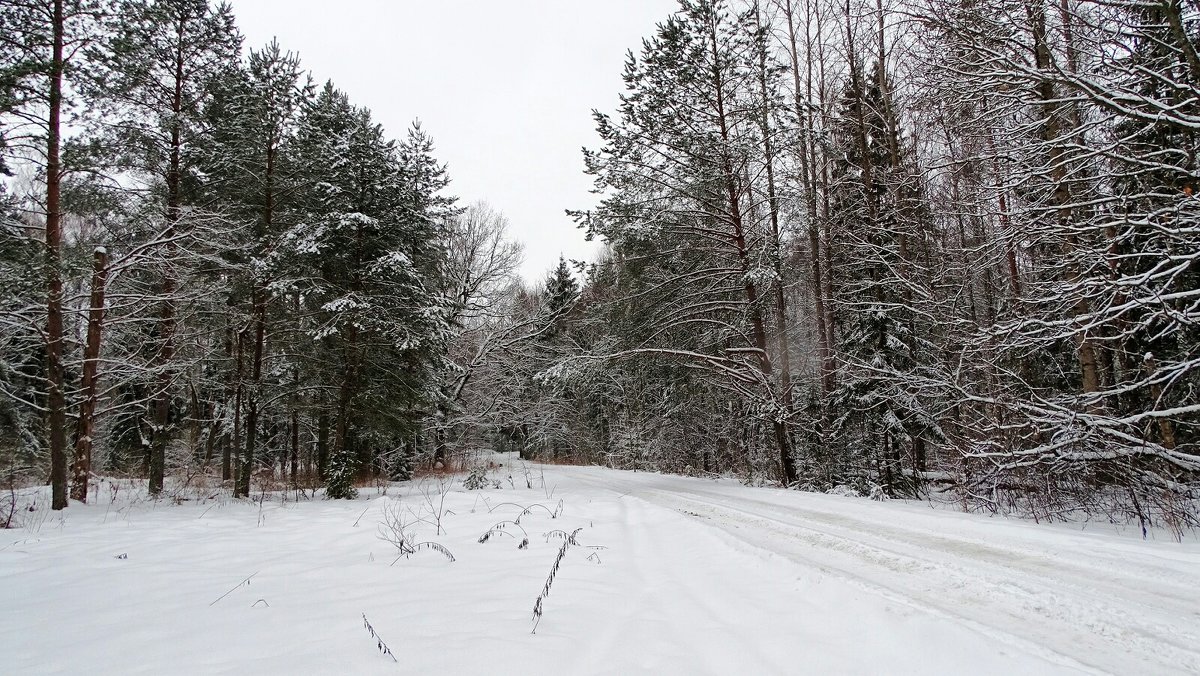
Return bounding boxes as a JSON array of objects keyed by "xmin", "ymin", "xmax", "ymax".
[{"xmin": 3, "ymin": 462, "xmax": 1198, "ymax": 675}]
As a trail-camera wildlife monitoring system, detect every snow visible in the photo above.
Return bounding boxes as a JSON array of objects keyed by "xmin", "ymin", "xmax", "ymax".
[
  {"xmin": 3, "ymin": 463, "xmax": 1197, "ymax": 675},
  {"xmin": 320, "ymin": 296, "xmax": 363, "ymax": 313}
]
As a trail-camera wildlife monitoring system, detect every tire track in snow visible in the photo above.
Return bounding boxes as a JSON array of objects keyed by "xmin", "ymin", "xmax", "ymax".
[
  {"xmin": 558, "ymin": 468, "xmax": 1199, "ymax": 676},
  {"xmin": 657, "ymin": 489, "xmax": 1197, "ymax": 676},
  {"xmin": 575, "ymin": 484, "xmax": 771, "ymax": 673},
  {"xmin": 680, "ymin": 485, "xmax": 1196, "ymax": 605}
]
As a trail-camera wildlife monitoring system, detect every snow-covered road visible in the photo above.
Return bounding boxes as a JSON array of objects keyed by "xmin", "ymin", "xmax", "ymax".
[
  {"xmin": 3, "ymin": 463, "xmax": 1197, "ymax": 675},
  {"xmin": 554, "ymin": 466, "xmax": 1200, "ymax": 675}
]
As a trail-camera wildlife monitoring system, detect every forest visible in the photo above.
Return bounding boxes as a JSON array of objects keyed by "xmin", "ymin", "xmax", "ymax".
[{"xmin": 2, "ymin": 0, "xmax": 1197, "ymax": 531}]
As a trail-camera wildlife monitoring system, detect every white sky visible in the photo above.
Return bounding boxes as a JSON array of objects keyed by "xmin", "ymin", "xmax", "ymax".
[{"xmin": 227, "ymin": 0, "xmax": 678, "ymax": 283}]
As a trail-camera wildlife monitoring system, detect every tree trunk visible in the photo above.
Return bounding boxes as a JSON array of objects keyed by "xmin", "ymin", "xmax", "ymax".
[
  {"xmin": 186, "ymin": 383, "xmax": 202, "ymax": 463},
  {"xmin": 149, "ymin": 21, "xmax": 189, "ymax": 495},
  {"xmin": 805, "ymin": 0, "xmax": 838, "ymax": 369},
  {"xmin": 333, "ymin": 328, "xmax": 360, "ymax": 466},
  {"xmin": 46, "ymin": 0, "xmax": 68, "ymax": 511},
  {"xmin": 70, "ymin": 247, "xmax": 108, "ymax": 503},
  {"xmin": 433, "ymin": 405, "xmax": 448, "ymax": 467},
  {"xmin": 290, "ymin": 409, "xmax": 299, "ymax": 484},
  {"xmin": 236, "ymin": 114, "xmax": 280, "ymax": 497},
  {"xmin": 752, "ymin": 3, "xmax": 796, "ymax": 429},
  {"xmin": 783, "ymin": 0, "xmax": 835, "ymax": 398},
  {"xmin": 225, "ymin": 328, "xmax": 243, "ymax": 482},
  {"xmin": 240, "ymin": 398, "xmax": 257, "ymax": 497},
  {"xmin": 204, "ymin": 402, "xmax": 216, "ymax": 466},
  {"xmin": 1142, "ymin": 354, "xmax": 1177, "ymax": 450},
  {"xmin": 316, "ymin": 412, "xmax": 330, "ymax": 479},
  {"xmin": 705, "ymin": 12, "xmax": 798, "ymax": 485},
  {"xmin": 993, "ymin": 151, "xmax": 1022, "ymax": 298},
  {"xmin": 1026, "ymin": 1, "xmax": 1101, "ymax": 397},
  {"xmin": 236, "ymin": 292, "xmax": 266, "ymax": 498}
]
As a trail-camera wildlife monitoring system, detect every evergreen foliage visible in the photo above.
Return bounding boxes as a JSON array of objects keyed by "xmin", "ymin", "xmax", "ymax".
[
  {"xmin": 323, "ymin": 450, "xmax": 357, "ymax": 500},
  {"xmin": 0, "ymin": 0, "xmax": 1196, "ymax": 528},
  {"xmin": 0, "ymin": 0, "xmax": 456, "ymax": 502}
]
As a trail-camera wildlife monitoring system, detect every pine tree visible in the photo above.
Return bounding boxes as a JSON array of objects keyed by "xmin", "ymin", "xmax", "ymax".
[
  {"xmin": 577, "ymin": 0, "xmax": 800, "ymax": 482},
  {"xmin": 0, "ymin": 0, "xmax": 104, "ymax": 509},
  {"xmin": 83, "ymin": 0, "xmax": 241, "ymax": 496},
  {"xmin": 204, "ymin": 40, "xmax": 310, "ymax": 498},
  {"xmin": 279, "ymin": 86, "xmax": 452, "ymax": 494}
]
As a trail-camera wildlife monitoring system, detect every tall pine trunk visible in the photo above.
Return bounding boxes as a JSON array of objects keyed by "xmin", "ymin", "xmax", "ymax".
[
  {"xmin": 333, "ymin": 327, "xmax": 360, "ymax": 463},
  {"xmin": 290, "ymin": 409, "xmax": 299, "ymax": 484},
  {"xmin": 783, "ymin": 0, "xmax": 835, "ymax": 398},
  {"xmin": 69, "ymin": 247, "xmax": 108, "ymax": 503},
  {"xmin": 45, "ymin": 0, "xmax": 68, "ymax": 510},
  {"xmin": 236, "ymin": 126, "xmax": 278, "ymax": 497},
  {"xmin": 148, "ymin": 22, "xmax": 188, "ymax": 494},
  {"xmin": 705, "ymin": 11, "xmax": 798, "ymax": 485},
  {"xmin": 752, "ymin": 3, "xmax": 797, "ymax": 432},
  {"xmin": 225, "ymin": 328, "xmax": 243, "ymax": 482},
  {"xmin": 236, "ymin": 291, "xmax": 266, "ymax": 498}
]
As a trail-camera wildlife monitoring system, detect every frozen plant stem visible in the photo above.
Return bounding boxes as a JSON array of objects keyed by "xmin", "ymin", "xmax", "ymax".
[
  {"xmin": 362, "ymin": 613, "xmax": 398, "ymax": 662},
  {"xmin": 352, "ymin": 505, "xmax": 371, "ymax": 527},
  {"xmin": 531, "ymin": 540, "xmax": 571, "ymax": 634},
  {"xmin": 209, "ymin": 571, "xmax": 259, "ymax": 606}
]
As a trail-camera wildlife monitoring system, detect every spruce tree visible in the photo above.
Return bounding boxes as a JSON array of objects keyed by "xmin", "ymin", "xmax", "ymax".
[
  {"xmin": 824, "ymin": 59, "xmax": 942, "ymax": 495},
  {"xmin": 542, "ymin": 255, "xmax": 579, "ymax": 337}
]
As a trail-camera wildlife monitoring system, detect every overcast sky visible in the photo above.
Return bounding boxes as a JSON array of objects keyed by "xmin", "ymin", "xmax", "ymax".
[{"xmin": 226, "ymin": 0, "xmax": 678, "ymax": 282}]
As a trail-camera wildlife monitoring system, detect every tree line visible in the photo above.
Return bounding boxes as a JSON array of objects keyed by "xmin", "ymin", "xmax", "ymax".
[
  {"xmin": 521, "ymin": 0, "xmax": 1196, "ymax": 526},
  {"xmin": 0, "ymin": 0, "xmax": 571, "ymax": 508},
  {"xmin": 3, "ymin": 0, "xmax": 1197, "ymax": 528}
]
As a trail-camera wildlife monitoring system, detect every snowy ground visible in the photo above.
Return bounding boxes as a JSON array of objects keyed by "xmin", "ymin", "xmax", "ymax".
[{"xmin": 3, "ymin": 461, "xmax": 1198, "ymax": 675}]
